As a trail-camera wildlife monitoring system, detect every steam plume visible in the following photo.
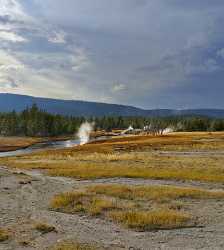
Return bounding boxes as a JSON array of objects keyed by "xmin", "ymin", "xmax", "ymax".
[
  {"xmin": 77, "ymin": 122, "xmax": 94, "ymax": 145},
  {"xmin": 121, "ymin": 125, "xmax": 134, "ymax": 135},
  {"xmin": 163, "ymin": 127, "xmax": 174, "ymax": 134}
]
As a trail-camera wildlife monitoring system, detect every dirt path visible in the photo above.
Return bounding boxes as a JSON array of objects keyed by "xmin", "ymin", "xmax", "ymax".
[{"xmin": 1, "ymin": 166, "xmax": 224, "ymax": 250}]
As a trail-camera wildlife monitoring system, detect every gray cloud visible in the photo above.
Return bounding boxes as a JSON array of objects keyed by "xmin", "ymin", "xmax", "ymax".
[
  {"xmin": 162, "ymin": 0, "xmax": 224, "ymax": 9},
  {"xmin": 0, "ymin": 76, "xmax": 19, "ymax": 88},
  {"xmin": 0, "ymin": 15, "xmax": 12, "ymax": 24},
  {"xmin": 0, "ymin": 0, "xmax": 223, "ymax": 108},
  {"xmin": 217, "ymin": 48, "xmax": 224, "ymax": 59}
]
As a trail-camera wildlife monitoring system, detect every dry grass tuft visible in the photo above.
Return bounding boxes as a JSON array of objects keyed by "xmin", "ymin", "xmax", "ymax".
[
  {"xmin": 87, "ymin": 184, "xmax": 224, "ymax": 201},
  {"xmin": 88, "ymin": 197, "xmax": 120, "ymax": 216},
  {"xmin": 18, "ymin": 239, "xmax": 31, "ymax": 247},
  {"xmin": 48, "ymin": 241, "xmax": 98, "ymax": 250},
  {"xmin": 0, "ymin": 228, "xmax": 9, "ymax": 242},
  {"xmin": 34, "ymin": 222, "xmax": 56, "ymax": 234},
  {"xmin": 110, "ymin": 210, "xmax": 191, "ymax": 230},
  {"xmin": 50, "ymin": 191, "xmax": 134, "ymax": 216}
]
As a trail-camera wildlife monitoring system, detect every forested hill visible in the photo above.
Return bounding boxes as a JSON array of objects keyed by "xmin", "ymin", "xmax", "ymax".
[
  {"xmin": 1, "ymin": 105, "xmax": 224, "ymax": 136},
  {"xmin": 0, "ymin": 93, "xmax": 224, "ymax": 118}
]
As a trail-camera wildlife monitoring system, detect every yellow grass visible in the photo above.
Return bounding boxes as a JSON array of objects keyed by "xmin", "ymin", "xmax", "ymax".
[
  {"xmin": 50, "ymin": 188, "xmax": 192, "ymax": 231},
  {"xmin": 87, "ymin": 132, "xmax": 224, "ymax": 152},
  {"xmin": 110, "ymin": 210, "xmax": 191, "ymax": 230},
  {"xmin": 1, "ymin": 132, "xmax": 224, "ymax": 183},
  {"xmin": 34, "ymin": 222, "xmax": 56, "ymax": 234},
  {"xmin": 0, "ymin": 136, "xmax": 72, "ymax": 152},
  {"xmin": 86, "ymin": 184, "xmax": 224, "ymax": 201},
  {"xmin": 88, "ymin": 197, "xmax": 120, "ymax": 216},
  {"xmin": 50, "ymin": 182, "xmax": 224, "ymax": 230},
  {"xmin": 46, "ymin": 164, "xmax": 224, "ymax": 183},
  {"xmin": 0, "ymin": 228, "xmax": 9, "ymax": 242},
  {"xmin": 48, "ymin": 241, "xmax": 98, "ymax": 250},
  {"xmin": 4, "ymin": 132, "xmax": 223, "ymax": 157},
  {"xmin": 50, "ymin": 191, "xmax": 134, "ymax": 216},
  {"xmin": 0, "ymin": 136, "xmax": 41, "ymax": 152},
  {"xmin": 0, "ymin": 136, "xmax": 40, "ymax": 146},
  {"xmin": 3, "ymin": 155, "xmax": 224, "ymax": 182}
]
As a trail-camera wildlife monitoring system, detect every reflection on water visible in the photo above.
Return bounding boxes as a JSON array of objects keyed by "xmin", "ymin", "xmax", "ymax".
[{"xmin": 0, "ymin": 139, "xmax": 81, "ymax": 158}]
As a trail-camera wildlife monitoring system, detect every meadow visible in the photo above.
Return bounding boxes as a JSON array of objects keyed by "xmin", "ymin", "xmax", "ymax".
[{"xmin": 2, "ymin": 132, "xmax": 224, "ymax": 183}]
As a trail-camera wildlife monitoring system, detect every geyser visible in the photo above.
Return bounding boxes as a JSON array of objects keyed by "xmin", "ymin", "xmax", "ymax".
[{"xmin": 77, "ymin": 122, "xmax": 94, "ymax": 145}]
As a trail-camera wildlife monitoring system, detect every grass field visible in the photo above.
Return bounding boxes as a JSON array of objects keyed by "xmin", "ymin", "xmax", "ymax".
[{"xmin": 2, "ymin": 132, "xmax": 224, "ymax": 183}]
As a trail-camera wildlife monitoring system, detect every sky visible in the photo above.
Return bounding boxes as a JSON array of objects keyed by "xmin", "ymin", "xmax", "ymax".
[{"xmin": 0, "ymin": 0, "xmax": 224, "ymax": 109}]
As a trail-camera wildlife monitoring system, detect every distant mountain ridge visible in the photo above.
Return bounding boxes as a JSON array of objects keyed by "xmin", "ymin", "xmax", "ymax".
[{"xmin": 0, "ymin": 93, "xmax": 224, "ymax": 118}]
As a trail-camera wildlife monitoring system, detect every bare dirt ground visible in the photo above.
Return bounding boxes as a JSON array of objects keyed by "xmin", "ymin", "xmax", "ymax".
[{"xmin": 1, "ymin": 165, "xmax": 224, "ymax": 250}]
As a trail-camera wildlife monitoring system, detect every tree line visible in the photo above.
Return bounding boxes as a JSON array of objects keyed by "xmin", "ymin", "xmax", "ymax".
[
  {"xmin": 94, "ymin": 116, "xmax": 224, "ymax": 134},
  {"xmin": 0, "ymin": 104, "xmax": 223, "ymax": 137},
  {"xmin": 0, "ymin": 104, "xmax": 84, "ymax": 137}
]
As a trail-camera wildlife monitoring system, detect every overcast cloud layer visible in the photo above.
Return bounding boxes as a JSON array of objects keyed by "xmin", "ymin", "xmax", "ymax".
[{"xmin": 0, "ymin": 0, "xmax": 224, "ymax": 109}]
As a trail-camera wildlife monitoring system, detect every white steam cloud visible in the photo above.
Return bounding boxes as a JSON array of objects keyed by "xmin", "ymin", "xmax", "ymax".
[
  {"xmin": 163, "ymin": 127, "xmax": 174, "ymax": 134},
  {"xmin": 121, "ymin": 125, "xmax": 134, "ymax": 135},
  {"xmin": 77, "ymin": 122, "xmax": 94, "ymax": 145}
]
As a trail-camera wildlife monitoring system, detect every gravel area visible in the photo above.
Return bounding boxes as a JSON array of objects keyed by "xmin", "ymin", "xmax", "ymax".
[{"xmin": 0, "ymin": 166, "xmax": 224, "ymax": 250}]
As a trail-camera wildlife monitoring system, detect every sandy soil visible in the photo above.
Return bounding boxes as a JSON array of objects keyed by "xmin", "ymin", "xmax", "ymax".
[{"xmin": 0, "ymin": 165, "xmax": 224, "ymax": 250}]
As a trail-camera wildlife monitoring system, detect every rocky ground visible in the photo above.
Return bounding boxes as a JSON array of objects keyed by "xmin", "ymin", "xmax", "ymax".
[{"xmin": 0, "ymin": 163, "xmax": 224, "ymax": 250}]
